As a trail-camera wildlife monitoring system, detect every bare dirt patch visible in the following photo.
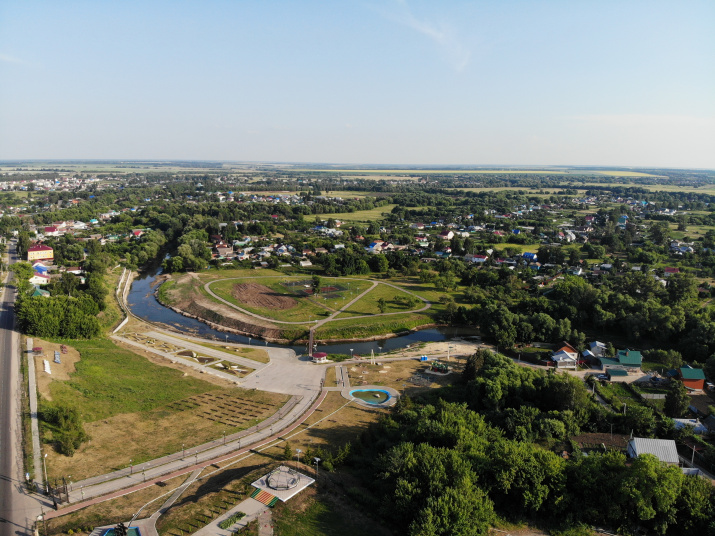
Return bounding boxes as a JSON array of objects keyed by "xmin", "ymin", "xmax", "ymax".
[
  {"xmin": 32, "ymin": 340, "xmax": 81, "ymax": 401},
  {"xmin": 232, "ymin": 283, "xmax": 297, "ymax": 310}
]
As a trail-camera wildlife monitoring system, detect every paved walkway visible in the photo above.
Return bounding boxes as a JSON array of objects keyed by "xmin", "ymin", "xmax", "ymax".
[{"xmin": 25, "ymin": 337, "xmax": 43, "ymax": 494}]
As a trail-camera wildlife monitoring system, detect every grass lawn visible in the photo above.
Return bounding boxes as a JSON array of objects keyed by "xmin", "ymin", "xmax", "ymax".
[
  {"xmin": 43, "ymin": 339, "xmax": 288, "ymax": 479},
  {"xmin": 97, "ymin": 266, "xmax": 125, "ymax": 332},
  {"xmin": 387, "ymin": 276, "xmax": 461, "ymax": 304},
  {"xmin": 47, "ymin": 339, "xmax": 217, "ymax": 422},
  {"xmin": 335, "ymin": 282, "xmax": 422, "ymax": 317}
]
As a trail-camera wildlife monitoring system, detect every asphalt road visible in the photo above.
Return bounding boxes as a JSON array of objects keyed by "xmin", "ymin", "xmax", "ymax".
[{"xmin": 0, "ymin": 242, "xmax": 42, "ymax": 536}]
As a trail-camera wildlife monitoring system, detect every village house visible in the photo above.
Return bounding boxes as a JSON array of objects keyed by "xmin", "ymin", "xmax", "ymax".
[
  {"xmin": 626, "ymin": 437, "xmax": 679, "ymax": 465},
  {"xmin": 678, "ymin": 367, "xmax": 706, "ymax": 391},
  {"xmin": 28, "ymin": 272, "xmax": 51, "ymax": 286}
]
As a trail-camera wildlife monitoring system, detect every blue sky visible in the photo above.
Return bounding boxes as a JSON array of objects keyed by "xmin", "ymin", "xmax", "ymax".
[{"xmin": 1, "ymin": 0, "xmax": 713, "ymax": 167}]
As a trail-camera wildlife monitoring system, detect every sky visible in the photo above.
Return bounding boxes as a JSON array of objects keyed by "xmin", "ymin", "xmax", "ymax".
[{"xmin": 0, "ymin": 0, "xmax": 713, "ymax": 168}]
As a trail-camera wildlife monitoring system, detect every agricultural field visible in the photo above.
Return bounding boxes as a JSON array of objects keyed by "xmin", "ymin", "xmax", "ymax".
[{"xmin": 39, "ymin": 339, "xmax": 288, "ymax": 480}]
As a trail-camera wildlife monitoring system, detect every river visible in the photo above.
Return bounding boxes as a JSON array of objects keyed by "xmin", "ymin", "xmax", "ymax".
[{"xmin": 127, "ymin": 267, "xmax": 478, "ymax": 356}]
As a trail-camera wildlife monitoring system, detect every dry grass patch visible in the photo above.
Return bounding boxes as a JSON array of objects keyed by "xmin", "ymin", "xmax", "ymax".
[
  {"xmin": 47, "ymin": 388, "xmax": 288, "ymax": 480},
  {"xmin": 346, "ymin": 359, "xmax": 457, "ymax": 394},
  {"xmin": 45, "ymin": 474, "xmax": 186, "ymax": 536},
  {"xmin": 176, "ymin": 339, "xmax": 270, "ymax": 364},
  {"xmin": 156, "ymin": 461, "xmax": 275, "ymax": 536},
  {"xmin": 324, "ymin": 366, "xmax": 337, "ymax": 387}
]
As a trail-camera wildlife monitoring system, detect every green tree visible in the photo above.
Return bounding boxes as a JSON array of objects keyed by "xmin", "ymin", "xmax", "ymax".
[
  {"xmin": 377, "ymin": 297, "xmax": 387, "ymax": 313},
  {"xmin": 620, "ymin": 454, "xmax": 683, "ymax": 535},
  {"xmin": 283, "ymin": 442, "xmax": 293, "ymax": 461},
  {"xmin": 664, "ymin": 382, "xmax": 689, "ymax": 418},
  {"xmin": 311, "ymin": 274, "xmax": 321, "ymax": 296}
]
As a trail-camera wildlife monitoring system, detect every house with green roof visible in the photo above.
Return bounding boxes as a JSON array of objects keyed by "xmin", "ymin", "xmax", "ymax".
[
  {"xmin": 679, "ymin": 367, "xmax": 705, "ymax": 391},
  {"xmin": 31, "ymin": 287, "xmax": 50, "ymax": 298},
  {"xmin": 598, "ymin": 349, "xmax": 642, "ymax": 372}
]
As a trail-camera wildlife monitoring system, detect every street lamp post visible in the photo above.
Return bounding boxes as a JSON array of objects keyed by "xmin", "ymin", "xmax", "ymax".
[
  {"xmin": 130, "ymin": 459, "xmax": 133, "ymax": 475},
  {"xmin": 350, "ymin": 348, "xmax": 353, "ymax": 359},
  {"xmin": 182, "ymin": 443, "xmax": 185, "ymax": 460},
  {"xmin": 43, "ymin": 453, "xmax": 49, "ymax": 494},
  {"xmin": 314, "ymin": 457, "xmax": 321, "ymax": 477},
  {"xmin": 194, "ymin": 453, "xmax": 198, "ymax": 465},
  {"xmin": 223, "ymin": 431, "xmax": 226, "ymax": 445},
  {"xmin": 248, "ymin": 337, "xmax": 251, "ymax": 346},
  {"xmin": 295, "ymin": 448, "xmax": 302, "ymax": 470}
]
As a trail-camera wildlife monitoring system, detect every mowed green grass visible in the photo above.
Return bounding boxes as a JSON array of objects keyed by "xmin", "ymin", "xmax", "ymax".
[
  {"xmin": 328, "ymin": 204, "xmax": 398, "ymax": 222},
  {"xmin": 48, "ymin": 339, "xmax": 218, "ymax": 422},
  {"xmin": 336, "ymin": 282, "xmax": 422, "ymax": 317}
]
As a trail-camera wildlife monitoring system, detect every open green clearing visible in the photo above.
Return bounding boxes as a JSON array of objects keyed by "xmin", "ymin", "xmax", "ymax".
[
  {"xmin": 207, "ymin": 277, "xmax": 373, "ymax": 323},
  {"xmin": 324, "ymin": 204, "xmax": 397, "ymax": 222},
  {"xmin": 44, "ymin": 339, "xmax": 288, "ymax": 479},
  {"xmin": 336, "ymin": 283, "xmax": 422, "ymax": 317},
  {"xmin": 47, "ymin": 339, "xmax": 216, "ymax": 421}
]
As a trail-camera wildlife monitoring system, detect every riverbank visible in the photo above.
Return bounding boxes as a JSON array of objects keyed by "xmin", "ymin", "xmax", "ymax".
[
  {"xmin": 157, "ymin": 285, "xmax": 445, "ymax": 345},
  {"xmin": 154, "ymin": 275, "xmax": 449, "ymax": 345}
]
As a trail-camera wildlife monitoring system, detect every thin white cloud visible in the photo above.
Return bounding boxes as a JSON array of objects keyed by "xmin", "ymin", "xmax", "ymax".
[
  {"xmin": 376, "ymin": 0, "xmax": 471, "ymax": 72},
  {"xmin": 571, "ymin": 114, "xmax": 714, "ymax": 128},
  {"xmin": 0, "ymin": 53, "xmax": 23, "ymax": 64}
]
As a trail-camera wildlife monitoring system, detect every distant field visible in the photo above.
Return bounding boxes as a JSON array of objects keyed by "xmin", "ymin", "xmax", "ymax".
[
  {"xmin": 579, "ymin": 182, "xmax": 715, "ymax": 194},
  {"xmin": 291, "ymin": 168, "xmax": 573, "ymax": 175},
  {"xmin": 451, "ymin": 187, "xmax": 569, "ymax": 194},
  {"xmin": 327, "ymin": 204, "xmax": 397, "ymax": 222},
  {"xmin": 245, "ymin": 189, "xmax": 372, "ymax": 199},
  {"xmin": 591, "ymin": 170, "xmax": 659, "ymax": 177}
]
